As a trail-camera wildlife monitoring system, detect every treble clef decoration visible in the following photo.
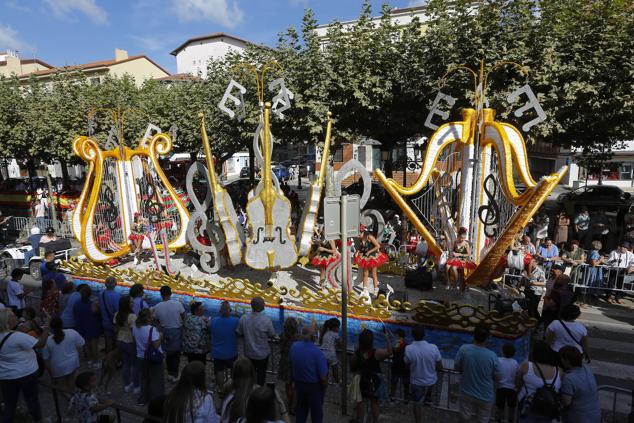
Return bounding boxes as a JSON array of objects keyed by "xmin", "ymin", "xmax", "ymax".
[
  {"xmin": 185, "ymin": 162, "xmax": 225, "ymax": 273},
  {"xmin": 478, "ymin": 174, "xmax": 500, "ymax": 238},
  {"xmin": 141, "ymin": 174, "xmax": 164, "ymax": 225},
  {"xmin": 101, "ymin": 186, "xmax": 119, "ymax": 230}
]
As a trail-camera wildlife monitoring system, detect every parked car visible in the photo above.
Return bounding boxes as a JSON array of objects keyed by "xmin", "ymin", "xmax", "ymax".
[
  {"xmin": 272, "ymin": 165, "xmax": 291, "ymax": 182},
  {"xmin": 557, "ymin": 185, "xmax": 631, "ymax": 210},
  {"xmin": 1, "ymin": 236, "xmax": 76, "ymax": 280}
]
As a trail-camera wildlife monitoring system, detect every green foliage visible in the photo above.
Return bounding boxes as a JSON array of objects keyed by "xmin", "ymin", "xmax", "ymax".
[{"xmin": 0, "ymin": 0, "xmax": 631, "ymax": 178}]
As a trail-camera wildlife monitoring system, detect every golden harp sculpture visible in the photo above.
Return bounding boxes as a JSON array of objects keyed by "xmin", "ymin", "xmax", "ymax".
[
  {"xmin": 375, "ymin": 61, "xmax": 567, "ymax": 286},
  {"xmin": 72, "ymin": 113, "xmax": 190, "ymax": 263}
]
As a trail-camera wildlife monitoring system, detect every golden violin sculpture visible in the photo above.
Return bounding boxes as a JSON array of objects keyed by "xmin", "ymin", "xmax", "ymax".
[
  {"xmin": 244, "ymin": 103, "xmax": 298, "ymax": 269},
  {"xmin": 199, "ymin": 112, "xmax": 245, "ymax": 266},
  {"xmin": 296, "ymin": 112, "xmax": 333, "ymax": 257}
]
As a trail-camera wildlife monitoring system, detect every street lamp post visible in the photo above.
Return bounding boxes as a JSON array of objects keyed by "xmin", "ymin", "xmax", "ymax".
[{"xmin": 297, "ymin": 142, "xmax": 302, "ymax": 189}]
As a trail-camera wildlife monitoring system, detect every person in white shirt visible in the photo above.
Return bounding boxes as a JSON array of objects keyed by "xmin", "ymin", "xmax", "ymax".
[
  {"xmin": 0, "ymin": 308, "xmax": 49, "ymax": 422},
  {"xmin": 605, "ymin": 241, "xmax": 634, "ymax": 303},
  {"xmin": 152, "ymin": 285, "xmax": 185, "ymax": 381},
  {"xmin": 546, "ymin": 304, "xmax": 589, "ymax": 358},
  {"xmin": 236, "ymin": 297, "xmax": 277, "ymax": 386},
  {"xmin": 7, "ymin": 268, "xmax": 32, "ymax": 317},
  {"xmin": 404, "ymin": 326, "xmax": 443, "ymax": 423},
  {"xmin": 495, "ymin": 343, "xmax": 519, "ymax": 423},
  {"xmin": 133, "ymin": 308, "xmax": 164, "ymax": 406},
  {"xmin": 34, "ymin": 198, "xmax": 47, "ymax": 230},
  {"xmin": 41, "ymin": 316, "xmax": 85, "ymax": 392},
  {"xmin": 163, "ymin": 360, "xmax": 220, "ymax": 423}
]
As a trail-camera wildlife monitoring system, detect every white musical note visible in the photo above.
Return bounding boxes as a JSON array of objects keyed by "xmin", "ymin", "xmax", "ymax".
[
  {"xmin": 142, "ymin": 123, "xmax": 162, "ymax": 142},
  {"xmin": 268, "ymin": 78, "xmax": 294, "ymax": 119},
  {"xmin": 218, "ymin": 79, "xmax": 247, "ymax": 120},
  {"xmin": 168, "ymin": 124, "xmax": 178, "ymax": 144},
  {"xmin": 424, "ymin": 91, "xmax": 456, "ymax": 130},
  {"xmin": 104, "ymin": 126, "xmax": 118, "ymax": 150},
  {"xmin": 507, "ymin": 84, "xmax": 546, "ymax": 132}
]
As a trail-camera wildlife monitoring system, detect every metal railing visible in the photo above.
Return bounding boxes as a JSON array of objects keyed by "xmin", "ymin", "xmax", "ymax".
[
  {"xmin": 7, "ymin": 216, "xmax": 73, "ymax": 238},
  {"xmin": 597, "ymin": 385, "xmax": 633, "ymax": 423},
  {"xmin": 568, "ymin": 263, "xmax": 634, "ymax": 298},
  {"xmin": 40, "ymin": 380, "xmax": 161, "ymax": 423}
]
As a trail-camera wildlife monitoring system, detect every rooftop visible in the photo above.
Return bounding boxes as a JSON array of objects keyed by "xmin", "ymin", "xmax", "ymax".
[
  {"xmin": 0, "ymin": 57, "xmax": 54, "ymax": 69},
  {"xmin": 22, "ymin": 54, "xmax": 169, "ymax": 77},
  {"xmin": 170, "ymin": 32, "xmax": 248, "ymax": 55}
]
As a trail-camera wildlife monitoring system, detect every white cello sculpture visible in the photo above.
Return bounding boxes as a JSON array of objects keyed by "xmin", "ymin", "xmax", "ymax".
[{"xmin": 244, "ymin": 103, "xmax": 298, "ymax": 269}]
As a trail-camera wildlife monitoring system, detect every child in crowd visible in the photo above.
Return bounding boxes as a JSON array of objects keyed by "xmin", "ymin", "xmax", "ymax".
[
  {"xmin": 67, "ymin": 372, "xmax": 114, "ymax": 422},
  {"xmin": 319, "ymin": 318, "xmax": 341, "ymax": 384},
  {"xmin": 390, "ymin": 328, "xmax": 410, "ymax": 403},
  {"xmin": 495, "ymin": 343, "xmax": 519, "ymax": 423}
]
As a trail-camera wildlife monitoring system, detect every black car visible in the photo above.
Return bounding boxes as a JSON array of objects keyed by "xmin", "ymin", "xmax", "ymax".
[{"xmin": 557, "ymin": 185, "xmax": 631, "ymax": 210}]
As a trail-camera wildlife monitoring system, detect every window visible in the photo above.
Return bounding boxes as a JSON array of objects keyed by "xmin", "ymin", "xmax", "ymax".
[
  {"xmin": 333, "ymin": 146, "xmax": 343, "ymax": 163},
  {"xmin": 90, "ymin": 77, "xmax": 101, "ymax": 85}
]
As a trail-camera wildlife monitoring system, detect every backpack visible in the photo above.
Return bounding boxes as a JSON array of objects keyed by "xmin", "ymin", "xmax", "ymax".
[
  {"xmin": 529, "ymin": 363, "xmax": 560, "ymax": 419},
  {"xmin": 357, "ymin": 350, "xmax": 381, "ymax": 398}
]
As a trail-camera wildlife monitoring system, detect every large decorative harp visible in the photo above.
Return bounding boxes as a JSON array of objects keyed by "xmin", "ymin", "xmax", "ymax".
[
  {"xmin": 376, "ymin": 61, "xmax": 567, "ymax": 286},
  {"xmin": 72, "ymin": 121, "xmax": 190, "ymax": 263}
]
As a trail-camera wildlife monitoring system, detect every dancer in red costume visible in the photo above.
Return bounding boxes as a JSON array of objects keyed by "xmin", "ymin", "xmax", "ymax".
[
  {"xmin": 311, "ymin": 226, "xmax": 339, "ymax": 289},
  {"xmin": 446, "ymin": 227, "xmax": 476, "ymax": 291},
  {"xmin": 128, "ymin": 213, "xmax": 146, "ymax": 264},
  {"xmin": 354, "ymin": 225, "xmax": 388, "ymax": 296}
]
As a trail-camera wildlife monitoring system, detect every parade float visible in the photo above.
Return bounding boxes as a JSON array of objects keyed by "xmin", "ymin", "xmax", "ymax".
[{"xmin": 63, "ymin": 61, "xmax": 560, "ymax": 361}]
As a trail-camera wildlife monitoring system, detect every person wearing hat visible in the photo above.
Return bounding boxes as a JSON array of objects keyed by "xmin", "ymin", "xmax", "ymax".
[
  {"xmin": 39, "ymin": 227, "xmax": 58, "ymax": 245},
  {"xmin": 19, "ymin": 226, "xmax": 42, "ymax": 267},
  {"xmin": 605, "ymin": 241, "xmax": 634, "ymax": 304}
]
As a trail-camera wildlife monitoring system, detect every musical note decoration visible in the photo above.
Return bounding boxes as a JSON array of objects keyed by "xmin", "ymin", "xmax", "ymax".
[
  {"xmin": 184, "ymin": 162, "xmax": 225, "ymax": 274},
  {"xmin": 268, "ymin": 78, "xmax": 294, "ymax": 119},
  {"xmin": 218, "ymin": 79, "xmax": 247, "ymax": 120},
  {"xmin": 376, "ymin": 60, "xmax": 568, "ymax": 286},
  {"xmin": 104, "ymin": 126, "xmax": 118, "ymax": 150},
  {"xmin": 424, "ymin": 91, "xmax": 457, "ymax": 130},
  {"xmin": 507, "ymin": 84, "xmax": 546, "ymax": 132}
]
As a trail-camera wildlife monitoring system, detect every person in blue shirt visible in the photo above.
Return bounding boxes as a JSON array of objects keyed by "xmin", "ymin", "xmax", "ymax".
[
  {"xmin": 40, "ymin": 251, "xmax": 68, "ymax": 293},
  {"xmin": 61, "ymin": 284, "xmax": 85, "ymax": 329},
  {"xmin": 99, "ymin": 276, "xmax": 120, "ymax": 352},
  {"xmin": 454, "ymin": 324, "xmax": 500, "ymax": 423},
  {"xmin": 559, "ymin": 345, "xmax": 600, "ymax": 423},
  {"xmin": 209, "ymin": 301, "xmax": 239, "ymax": 392},
  {"xmin": 536, "ymin": 238, "xmax": 560, "ymax": 272},
  {"xmin": 289, "ymin": 325, "xmax": 328, "ymax": 423}
]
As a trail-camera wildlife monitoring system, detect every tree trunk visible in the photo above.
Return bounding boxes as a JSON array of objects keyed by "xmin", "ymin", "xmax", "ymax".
[{"xmin": 60, "ymin": 158, "xmax": 70, "ymax": 189}]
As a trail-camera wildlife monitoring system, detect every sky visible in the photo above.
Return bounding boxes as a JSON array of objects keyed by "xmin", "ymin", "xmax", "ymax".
[{"xmin": 0, "ymin": 0, "xmax": 424, "ymax": 74}]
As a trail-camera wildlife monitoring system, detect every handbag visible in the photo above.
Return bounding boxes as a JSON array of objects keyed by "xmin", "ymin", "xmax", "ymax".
[{"xmin": 144, "ymin": 327, "xmax": 164, "ymax": 364}]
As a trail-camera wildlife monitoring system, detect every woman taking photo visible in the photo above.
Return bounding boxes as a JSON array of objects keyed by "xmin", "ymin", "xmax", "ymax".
[
  {"xmin": 114, "ymin": 295, "xmax": 139, "ymax": 393},
  {"xmin": 163, "ymin": 361, "xmax": 220, "ymax": 423},
  {"xmin": 0, "ymin": 308, "xmax": 49, "ymax": 422}
]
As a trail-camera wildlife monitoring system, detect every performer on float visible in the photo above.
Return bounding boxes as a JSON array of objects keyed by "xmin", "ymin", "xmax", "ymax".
[
  {"xmin": 445, "ymin": 227, "xmax": 476, "ymax": 291},
  {"xmin": 311, "ymin": 226, "xmax": 339, "ymax": 289},
  {"xmin": 129, "ymin": 212, "xmax": 145, "ymax": 264},
  {"xmin": 354, "ymin": 225, "xmax": 388, "ymax": 295}
]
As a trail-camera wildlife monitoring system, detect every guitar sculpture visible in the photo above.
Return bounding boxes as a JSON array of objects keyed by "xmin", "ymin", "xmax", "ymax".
[
  {"xmin": 296, "ymin": 112, "xmax": 333, "ymax": 256},
  {"xmin": 245, "ymin": 103, "xmax": 298, "ymax": 269},
  {"xmin": 199, "ymin": 112, "xmax": 245, "ymax": 266}
]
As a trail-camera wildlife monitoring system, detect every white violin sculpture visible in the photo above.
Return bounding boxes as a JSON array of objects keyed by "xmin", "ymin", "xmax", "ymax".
[
  {"xmin": 296, "ymin": 112, "xmax": 333, "ymax": 257},
  {"xmin": 199, "ymin": 112, "xmax": 244, "ymax": 266},
  {"xmin": 245, "ymin": 103, "xmax": 298, "ymax": 269}
]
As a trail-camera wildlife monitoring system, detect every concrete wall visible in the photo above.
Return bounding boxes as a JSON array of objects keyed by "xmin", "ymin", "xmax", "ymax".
[
  {"xmin": 175, "ymin": 38, "xmax": 246, "ymax": 78},
  {"xmin": 108, "ymin": 57, "xmax": 169, "ymax": 85}
]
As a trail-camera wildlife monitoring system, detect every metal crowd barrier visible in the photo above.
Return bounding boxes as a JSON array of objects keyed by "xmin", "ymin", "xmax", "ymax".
[
  {"xmin": 569, "ymin": 264, "xmax": 634, "ymax": 298},
  {"xmin": 597, "ymin": 385, "xmax": 634, "ymax": 423},
  {"xmin": 40, "ymin": 380, "xmax": 161, "ymax": 423},
  {"xmin": 7, "ymin": 216, "xmax": 73, "ymax": 238}
]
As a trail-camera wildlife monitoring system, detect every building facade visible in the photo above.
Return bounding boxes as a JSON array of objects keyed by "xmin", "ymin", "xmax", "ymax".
[{"xmin": 170, "ymin": 33, "xmax": 247, "ymax": 78}]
